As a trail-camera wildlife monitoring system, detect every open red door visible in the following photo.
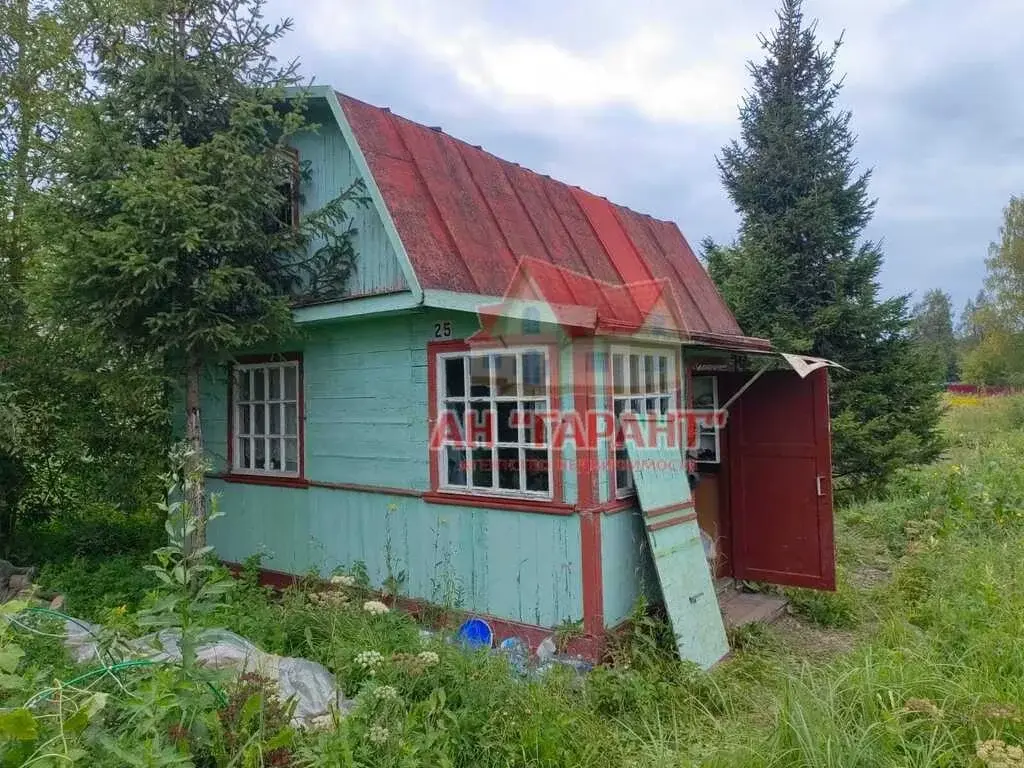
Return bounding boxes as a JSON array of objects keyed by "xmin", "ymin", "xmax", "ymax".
[{"xmin": 725, "ymin": 368, "xmax": 835, "ymax": 590}]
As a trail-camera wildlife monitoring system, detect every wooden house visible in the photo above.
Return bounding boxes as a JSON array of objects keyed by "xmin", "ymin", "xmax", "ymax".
[{"xmin": 198, "ymin": 86, "xmax": 838, "ymax": 666}]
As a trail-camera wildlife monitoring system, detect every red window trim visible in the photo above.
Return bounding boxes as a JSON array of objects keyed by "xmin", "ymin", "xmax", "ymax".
[
  {"xmin": 427, "ymin": 338, "xmax": 564, "ymax": 506},
  {"xmin": 226, "ymin": 351, "xmax": 305, "ymax": 483}
]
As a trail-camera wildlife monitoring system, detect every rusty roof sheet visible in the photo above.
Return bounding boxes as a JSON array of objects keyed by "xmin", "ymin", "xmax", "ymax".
[{"xmin": 338, "ymin": 92, "xmax": 767, "ymax": 347}]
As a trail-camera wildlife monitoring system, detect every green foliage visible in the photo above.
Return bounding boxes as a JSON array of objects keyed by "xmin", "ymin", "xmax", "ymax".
[
  {"xmin": 52, "ymin": 0, "xmax": 366, "ymax": 368},
  {"xmin": 911, "ymin": 289, "xmax": 958, "ymax": 382},
  {"xmin": 961, "ymin": 197, "xmax": 1024, "ymax": 385},
  {"xmin": 706, "ymin": 0, "xmax": 943, "ymax": 494},
  {"xmin": 785, "ymin": 569, "xmax": 860, "ymax": 628}
]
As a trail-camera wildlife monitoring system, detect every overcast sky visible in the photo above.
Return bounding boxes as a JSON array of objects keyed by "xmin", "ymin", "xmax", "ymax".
[{"xmin": 266, "ymin": 0, "xmax": 1024, "ymax": 315}]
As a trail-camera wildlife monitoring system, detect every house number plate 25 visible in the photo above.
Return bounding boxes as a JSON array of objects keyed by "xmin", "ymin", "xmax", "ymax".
[{"xmin": 433, "ymin": 320, "xmax": 453, "ymax": 338}]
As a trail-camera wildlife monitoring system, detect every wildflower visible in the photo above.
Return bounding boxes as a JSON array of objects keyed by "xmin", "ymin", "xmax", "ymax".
[
  {"xmin": 363, "ymin": 600, "xmax": 390, "ymax": 615},
  {"xmin": 330, "ymin": 574, "xmax": 356, "ymax": 588},
  {"xmin": 417, "ymin": 651, "xmax": 440, "ymax": 667},
  {"xmin": 977, "ymin": 739, "xmax": 1024, "ymax": 768},
  {"xmin": 309, "ymin": 590, "xmax": 348, "ymax": 607},
  {"xmin": 370, "ymin": 685, "xmax": 399, "ymax": 701},
  {"xmin": 368, "ymin": 724, "xmax": 390, "ymax": 745},
  {"xmin": 355, "ymin": 650, "xmax": 383, "ymax": 674}
]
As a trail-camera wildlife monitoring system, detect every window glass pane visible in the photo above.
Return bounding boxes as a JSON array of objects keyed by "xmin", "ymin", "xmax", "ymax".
[
  {"xmin": 693, "ymin": 377, "xmax": 715, "ymax": 408},
  {"xmin": 469, "ymin": 402, "xmax": 491, "ymax": 445},
  {"xmin": 254, "ymin": 438, "xmax": 266, "ymax": 470},
  {"xmin": 631, "ymin": 397, "xmax": 644, "ymax": 413},
  {"xmin": 270, "ymin": 438, "xmax": 282, "ymax": 470},
  {"xmin": 284, "ymin": 365, "xmax": 297, "ymax": 400},
  {"xmin": 615, "ymin": 449, "xmax": 631, "ymax": 491},
  {"xmin": 612, "ymin": 354, "xmax": 626, "ymax": 395},
  {"xmin": 446, "ymin": 447, "xmax": 467, "ymax": 486},
  {"xmin": 285, "ymin": 404, "xmax": 297, "ymax": 436},
  {"xmin": 644, "ymin": 355, "xmax": 655, "ymax": 393},
  {"xmin": 469, "ymin": 356, "xmax": 491, "ymax": 397},
  {"xmin": 659, "ymin": 356, "xmax": 669, "ymax": 392},
  {"xmin": 522, "ymin": 352, "xmax": 546, "ymax": 396},
  {"xmin": 238, "ymin": 405, "xmax": 251, "ymax": 435},
  {"xmin": 496, "ymin": 402, "xmax": 519, "ymax": 443},
  {"xmin": 523, "ymin": 401, "xmax": 547, "ymax": 445},
  {"xmin": 284, "ymin": 438, "xmax": 298, "ymax": 472},
  {"xmin": 646, "ymin": 397, "xmax": 657, "ymax": 414},
  {"xmin": 493, "ymin": 354, "xmax": 517, "ymax": 396},
  {"xmin": 238, "ymin": 438, "xmax": 251, "ymax": 469},
  {"xmin": 660, "ymin": 396, "xmax": 670, "ymax": 414},
  {"xmin": 270, "ymin": 403, "xmax": 281, "ymax": 435},
  {"xmin": 254, "ymin": 404, "xmax": 266, "ymax": 435},
  {"xmin": 497, "ymin": 447, "xmax": 521, "ymax": 490},
  {"xmin": 471, "ymin": 448, "xmax": 493, "ymax": 487},
  {"xmin": 525, "ymin": 449, "xmax": 549, "ymax": 492},
  {"xmin": 629, "ymin": 355, "xmax": 640, "ymax": 395},
  {"xmin": 253, "ymin": 369, "xmax": 265, "ymax": 401},
  {"xmin": 443, "ymin": 401, "xmax": 465, "ymax": 440},
  {"xmin": 445, "ymin": 357, "xmax": 465, "ymax": 398},
  {"xmin": 269, "ymin": 367, "xmax": 281, "ymax": 400},
  {"xmin": 237, "ymin": 370, "xmax": 251, "ymax": 403}
]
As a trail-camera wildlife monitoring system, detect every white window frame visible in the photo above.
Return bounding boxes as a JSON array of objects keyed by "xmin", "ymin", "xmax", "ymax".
[
  {"xmin": 610, "ymin": 345, "xmax": 678, "ymax": 498},
  {"xmin": 692, "ymin": 374, "xmax": 721, "ymax": 464},
  {"xmin": 232, "ymin": 359, "xmax": 301, "ymax": 478},
  {"xmin": 435, "ymin": 346, "xmax": 553, "ymax": 500}
]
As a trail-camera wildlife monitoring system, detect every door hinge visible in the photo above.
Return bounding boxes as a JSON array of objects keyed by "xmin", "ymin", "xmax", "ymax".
[{"xmin": 816, "ymin": 475, "xmax": 824, "ymax": 497}]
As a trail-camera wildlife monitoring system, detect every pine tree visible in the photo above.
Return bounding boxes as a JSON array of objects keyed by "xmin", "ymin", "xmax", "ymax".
[
  {"xmin": 52, "ymin": 0, "xmax": 365, "ymax": 546},
  {"xmin": 706, "ymin": 0, "xmax": 942, "ymax": 493},
  {"xmin": 911, "ymin": 289, "xmax": 958, "ymax": 383}
]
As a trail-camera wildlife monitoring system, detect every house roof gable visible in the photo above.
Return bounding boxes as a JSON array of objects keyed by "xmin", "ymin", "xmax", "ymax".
[{"xmin": 330, "ymin": 89, "xmax": 767, "ymax": 349}]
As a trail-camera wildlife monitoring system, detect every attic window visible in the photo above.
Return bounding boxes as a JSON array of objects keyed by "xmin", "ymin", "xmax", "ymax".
[
  {"xmin": 274, "ymin": 147, "xmax": 300, "ymax": 230},
  {"xmin": 433, "ymin": 347, "xmax": 553, "ymax": 499}
]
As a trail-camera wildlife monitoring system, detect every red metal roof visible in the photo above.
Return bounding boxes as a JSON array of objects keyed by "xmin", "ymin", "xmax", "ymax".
[{"xmin": 338, "ymin": 92, "xmax": 768, "ymax": 349}]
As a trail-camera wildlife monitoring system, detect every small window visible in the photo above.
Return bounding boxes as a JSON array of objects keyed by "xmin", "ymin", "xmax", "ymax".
[
  {"xmin": 232, "ymin": 359, "xmax": 301, "ymax": 477},
  {"xmin": 274, "ymin": 148, "xmax": 300, "ymax": 231},
  {"xmin": 435, "ymin": 347, "xmax": 552, "ymax": 499},
  {"xmin": 692, "ymin": 375, "xmax": 720, "ymax": 464},
  {"xmin": 611, "ymin": 347, "xmax": 677, "ymax": 497}
]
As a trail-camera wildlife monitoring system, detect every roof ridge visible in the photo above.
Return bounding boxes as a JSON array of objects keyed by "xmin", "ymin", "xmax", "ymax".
[{"xmin": 334, "ymin": 90, "xmax": 678, "ymax": 228}]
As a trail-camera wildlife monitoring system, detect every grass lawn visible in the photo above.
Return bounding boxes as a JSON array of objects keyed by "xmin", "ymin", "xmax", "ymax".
[{"xmin": 8, "ymin": 394, "xmax": 1024, "ymax": 766}]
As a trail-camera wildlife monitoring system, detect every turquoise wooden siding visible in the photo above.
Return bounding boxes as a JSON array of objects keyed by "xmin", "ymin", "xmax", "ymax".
[
  {"xmin": 290, "ymin": 101, "xmax": 407, "ymax": 299},
  {"xmin": 202, "ymin": 309, "xmax": 583, "ymax": 628},
  {"xmin": 207, "ymin": 483, "xmax": 582, "ymax": 628},
  {"xmin": 601, "ymin": 507, "xmax": 659, "ymax": 628}
]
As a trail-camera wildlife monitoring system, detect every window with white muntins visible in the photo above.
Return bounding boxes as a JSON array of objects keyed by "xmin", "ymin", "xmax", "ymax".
[
  {"xmin": 233, "ymin": 360, "xmax": 301, "ymax": 476},
  {"xmin": 437, "ymin": 347, "xmax": 552, "ymax": 498},
  {"xmin": 611, "ymin": 347, "xmax": 677, "ymax": 497}
]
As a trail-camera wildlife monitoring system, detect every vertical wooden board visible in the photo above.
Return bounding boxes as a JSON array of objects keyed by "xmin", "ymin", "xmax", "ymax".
[
  {"xmin": 593, "ymin": 345, "xmax": 611, "ymax": 505},
  {"xmin": 600, "ymin": 505, "xmax": 646, "ymax": 627},
  {"xmin": 559, "ymin": 340, "xmax": 577, "ymax": 506},
  {"xmin": 625, "ymin": 416, "xmax": 729, "ymax": 669}
]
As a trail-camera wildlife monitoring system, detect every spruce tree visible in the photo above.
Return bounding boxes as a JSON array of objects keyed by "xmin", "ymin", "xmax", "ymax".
[
  {"xmin": 706, "ymin": 0, "xmax": 942, "ymax": 493},
  {"xmin": 52, "ymin": 0, "xmax": 365, "ymax": 545}
]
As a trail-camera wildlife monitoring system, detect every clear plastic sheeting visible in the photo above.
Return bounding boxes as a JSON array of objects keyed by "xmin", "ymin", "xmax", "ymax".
[{"xmin": 64, "ymin": 619, "xmax": 351, "ymax": 727}]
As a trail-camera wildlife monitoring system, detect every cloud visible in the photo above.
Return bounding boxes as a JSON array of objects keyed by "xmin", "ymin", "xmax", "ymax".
[{"xmin": 269, "ymin": 0, "xmax": 1024, "ymax": 311}]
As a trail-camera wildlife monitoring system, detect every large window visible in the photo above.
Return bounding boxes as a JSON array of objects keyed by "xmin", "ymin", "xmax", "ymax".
[
  {"xmin": 611, "ymin": 347, "xmax": 677, "ymax": 497},
  {"xmin": 232, "ymin": 359, "xmax": 301, "ymax": 477},
  {"xmin": 436, "ymin": 347, "xmax": 552, "ymax": 498}
]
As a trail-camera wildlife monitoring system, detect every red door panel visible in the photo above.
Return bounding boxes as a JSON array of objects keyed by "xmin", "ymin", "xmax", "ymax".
[{"xmin": 726, "ymin": 369, "xmax": 835, "ymax": 590}]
